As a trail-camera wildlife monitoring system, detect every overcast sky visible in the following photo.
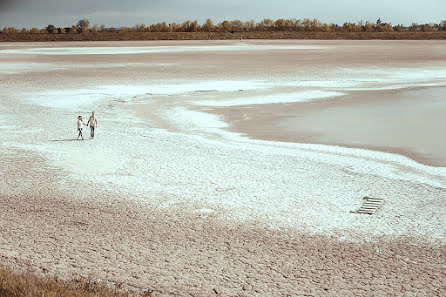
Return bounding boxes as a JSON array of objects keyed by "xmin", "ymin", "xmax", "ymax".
[{"xmin": 1, "ymin": 0, "xmax": 445, "ymax": 28}]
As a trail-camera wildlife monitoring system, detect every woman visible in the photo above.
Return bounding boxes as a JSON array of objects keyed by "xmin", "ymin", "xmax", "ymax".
[{"xmin": 77, "ymin": 115, "xmax": 86, "ymax": 140}]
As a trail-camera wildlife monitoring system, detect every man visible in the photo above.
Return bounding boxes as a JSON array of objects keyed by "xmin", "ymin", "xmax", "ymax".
[{"xmin": 86, "ymin": 111, "xmax": 98, "ymax": 139}]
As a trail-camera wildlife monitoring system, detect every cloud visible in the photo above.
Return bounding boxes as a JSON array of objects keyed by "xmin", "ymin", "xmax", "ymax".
[
  {"xmin": 1, "ymin": 0, "xmax": 445, "ymax": 28},
  {"xmin": 0, "ymin": 0, "xmax": 16, "ymax": 9}
]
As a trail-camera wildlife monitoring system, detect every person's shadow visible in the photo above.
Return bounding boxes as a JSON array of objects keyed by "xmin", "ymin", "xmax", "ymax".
[{"xmin": 49, "ymin": 139, "xmax": 82, "ymax": 142}]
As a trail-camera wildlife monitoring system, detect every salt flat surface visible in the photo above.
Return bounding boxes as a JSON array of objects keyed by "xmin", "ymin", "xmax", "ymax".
[
  {"xmin": 0, "ymin": 62, "xmax": 63, "ymax": 74},
  {"xmin": 281, "ymin": 67, "xmax": 446, "ymax": 89},
  {"xmin": 194, "ymin": 90, "xmax": 345, "ymax": 106},
  {"xmin": 3, "ymin": 90, "xmax": 445, "ymax": 242},
  {"xmin": 26, "ymin": 81, "xmax": 265, "ymax": 109},
  {"xmin": 0, "ymin": 44, "xmax": 329, "ymax": 55},
  {"xmin": 0, "ymin": 40, "xmax": 445, "ymax": 243},
  {"xmin": 342, "ymin": 67, "xmax": 446, "ymax": 90},
  {"xmin": 0, "ymin": 61, "xmax": 177, "ymax": 76},
  {"xmin": 1, "ymin": 40, "xmax": 446, "ymax": 296}
]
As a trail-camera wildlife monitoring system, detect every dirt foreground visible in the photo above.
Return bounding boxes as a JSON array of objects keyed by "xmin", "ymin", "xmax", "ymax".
[{"xmin": 0, "ymin": 150, "xmax": 445, "ymax": 296}]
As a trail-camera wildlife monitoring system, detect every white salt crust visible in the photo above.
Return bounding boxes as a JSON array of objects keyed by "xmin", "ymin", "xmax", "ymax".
[
  {"xmin": 0, "ymin": 44, "xmax": 330, "ymax": 55},
  {"xmin": 1, "ymin": 42, "xmax": 445, "ymax": 242}
]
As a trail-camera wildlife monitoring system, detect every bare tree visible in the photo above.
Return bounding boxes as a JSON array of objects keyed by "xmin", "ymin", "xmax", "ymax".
[
  {"xmin": 4, "ymin": 17, "xmax": 445, "ymax": 40},
  {"xmin": 135, "ymin": 24, "xmax": 146, "ymax": 32},
  {"xmin": 243, "ymin": 20, "xmax": 255, "ymax": 32},
  {"xmin": 202, "ymin": 18, "xmax": 215, "ymax": 32},
  {"xmin": 76, "ymin": 19, "xmax": 90, "ymax": 31},
  {"xmin": 263, "ymin": 18, "xmax": 274, "ymax": 31},
  {"xmin": 91, "ymin": 24, "xmax": 99, "ymax": 33},
  {"xmin": 230, "ymin": 20, "xmax": 243, "ymax": 32},
  {"xmin": 275, "ymin": 19, "xmax": 287, "ymax": 31},
  {"xmin": 46, "ymin": 24, "xmax": 56, "ymax": 33},
  {"xmin": 321, "ymin": 23, "xmax": 330, "ymax": 32},
  {"xmin": 303, "ymin": 18, "xmax": 314, "ymax": 31},
  {"xmin": 189, "ymin": 20, "xmax": 200, "ymax": 32},
  {"xmin": 69, "ymin": 26, "xmax": 78, "ymax": 34},
  {"xmin": 169, "ymin": 23, "xmax": 180, "ymax": 32},
  {"xmin": 365, "ymin": 22, "xmax": 375, "ymax": 32}
]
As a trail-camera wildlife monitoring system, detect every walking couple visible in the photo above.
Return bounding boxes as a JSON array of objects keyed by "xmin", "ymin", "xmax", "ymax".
[{"xmin": 77, "ymin": 111, "xmax": 98, "ymax": 140}]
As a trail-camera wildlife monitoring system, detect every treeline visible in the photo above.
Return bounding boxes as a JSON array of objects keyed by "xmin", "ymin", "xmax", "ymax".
[{"xmin": 1, "ymin": 18, "xmax": 446, "ymax": 41}]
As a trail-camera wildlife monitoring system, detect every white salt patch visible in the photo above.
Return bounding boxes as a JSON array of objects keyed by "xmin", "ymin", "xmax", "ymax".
[
  {"xmin": 194, "ymin": 90, "xmax": 345, "ymax": 107},
  {"xmin": 165, "ymin": 102, "xmax": 445, "ymax": 186},
  {"xmin": 273, "ymin": 67, "xmax": 446, "ymax": 92},
  {"xmin": 0, "ymin": 62, "xmax": 62, "ymax": 74},
  {"xmin": 272, "ymin": 65, "xmax": 446, "ymax": 91},
  {"xmin": 54, "ymin": 150, "xmax": 120, "ymax": 176},
  {"xmin": 269, "ymin": 67, "xmax": 446, "ymax": 91},
  {"xmin": 26, "ymin": 81, "xmax": 266, "ymax": 109},
  {"xmin": 195, "ymin": 208, "xmax": 216, "ymax": 214},
  {"xmin": 386, "ymin": 67, "xmax": 446, "ymax": 81},
  {"xmin": 28, "ymin": 85, "xmax": 159, "ymax": 109},
  {"xmin": 0, "ymin": 62, "xmax": 179, "ymax": 76},
  {"xmin": 347, "ymin": 82, "xmax": 446, "ymax": 91},
  {"xmin": 164, "ymin": 106, "xmax": 446, "ymax": 185},
  {"xmin": 30, "ymin": 89, "xmax": 109, "ymax": 109},
  {"xmin": 0, "ymin": 44, "xmax": 329, "ymax": 55},
  {"xmin": 5, "ymin": 141, "xmax": 123, "ymax": 178},
  {"xmin": 282, "ymin": 80, "xmax": 364, "ymax": 88},
  {"xmin": 4, "ymin": 95, "xmax": 445, "ymax": 241},
  {"xmin": 256, "ymin": 139, "xmax": 446, "ymax": 184},
  {"xmin": 167, "ymin": 107, "xmax": 228, "ymax": 133},
  {"xmin": 341, "ymin": 67, "xmax": 446, "ymax": 88},
  {"xmin": 144, "ymin": 80, "xmax": 264, "ymax": 95},
  {"xmin": 163, "ymin": 107, "xmax": 246, "ymax": 143}
]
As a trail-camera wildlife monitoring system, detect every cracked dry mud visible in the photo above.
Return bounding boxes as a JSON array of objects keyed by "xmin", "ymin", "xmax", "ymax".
[{"xmin": 1, "ymin": 150, "xmax": 445, "ymax": 297}]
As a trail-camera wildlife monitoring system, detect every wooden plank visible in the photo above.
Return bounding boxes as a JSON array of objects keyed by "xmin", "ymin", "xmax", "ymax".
[{"xmin": 355, "ymin": 197, "xmax": 384, "ymax": 215}]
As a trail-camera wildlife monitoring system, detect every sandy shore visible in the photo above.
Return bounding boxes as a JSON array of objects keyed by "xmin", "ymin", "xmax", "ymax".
[{"xmin": 1, "ymin": 40, "xmax": 446, "ymax": 296}]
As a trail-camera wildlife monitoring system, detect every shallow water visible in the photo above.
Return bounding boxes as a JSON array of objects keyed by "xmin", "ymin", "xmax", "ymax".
[
  {"xmin": 282, "ymin": 87, "xmax": 446, "ymax": 167},
  {"xmin": 215, "ymin": 86, "xmax": 446, "ymax": 167}
]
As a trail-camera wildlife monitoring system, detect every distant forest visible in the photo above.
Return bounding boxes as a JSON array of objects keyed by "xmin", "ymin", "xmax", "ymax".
[{"xmin": 1, "ymin": 18, "xmax": 446, "ymax": 41}]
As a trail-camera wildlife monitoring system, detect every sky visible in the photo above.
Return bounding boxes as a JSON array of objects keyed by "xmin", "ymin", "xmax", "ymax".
[{"xmin": 1, "ymin": 0, "xmax": 445, "ymax": 28}]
